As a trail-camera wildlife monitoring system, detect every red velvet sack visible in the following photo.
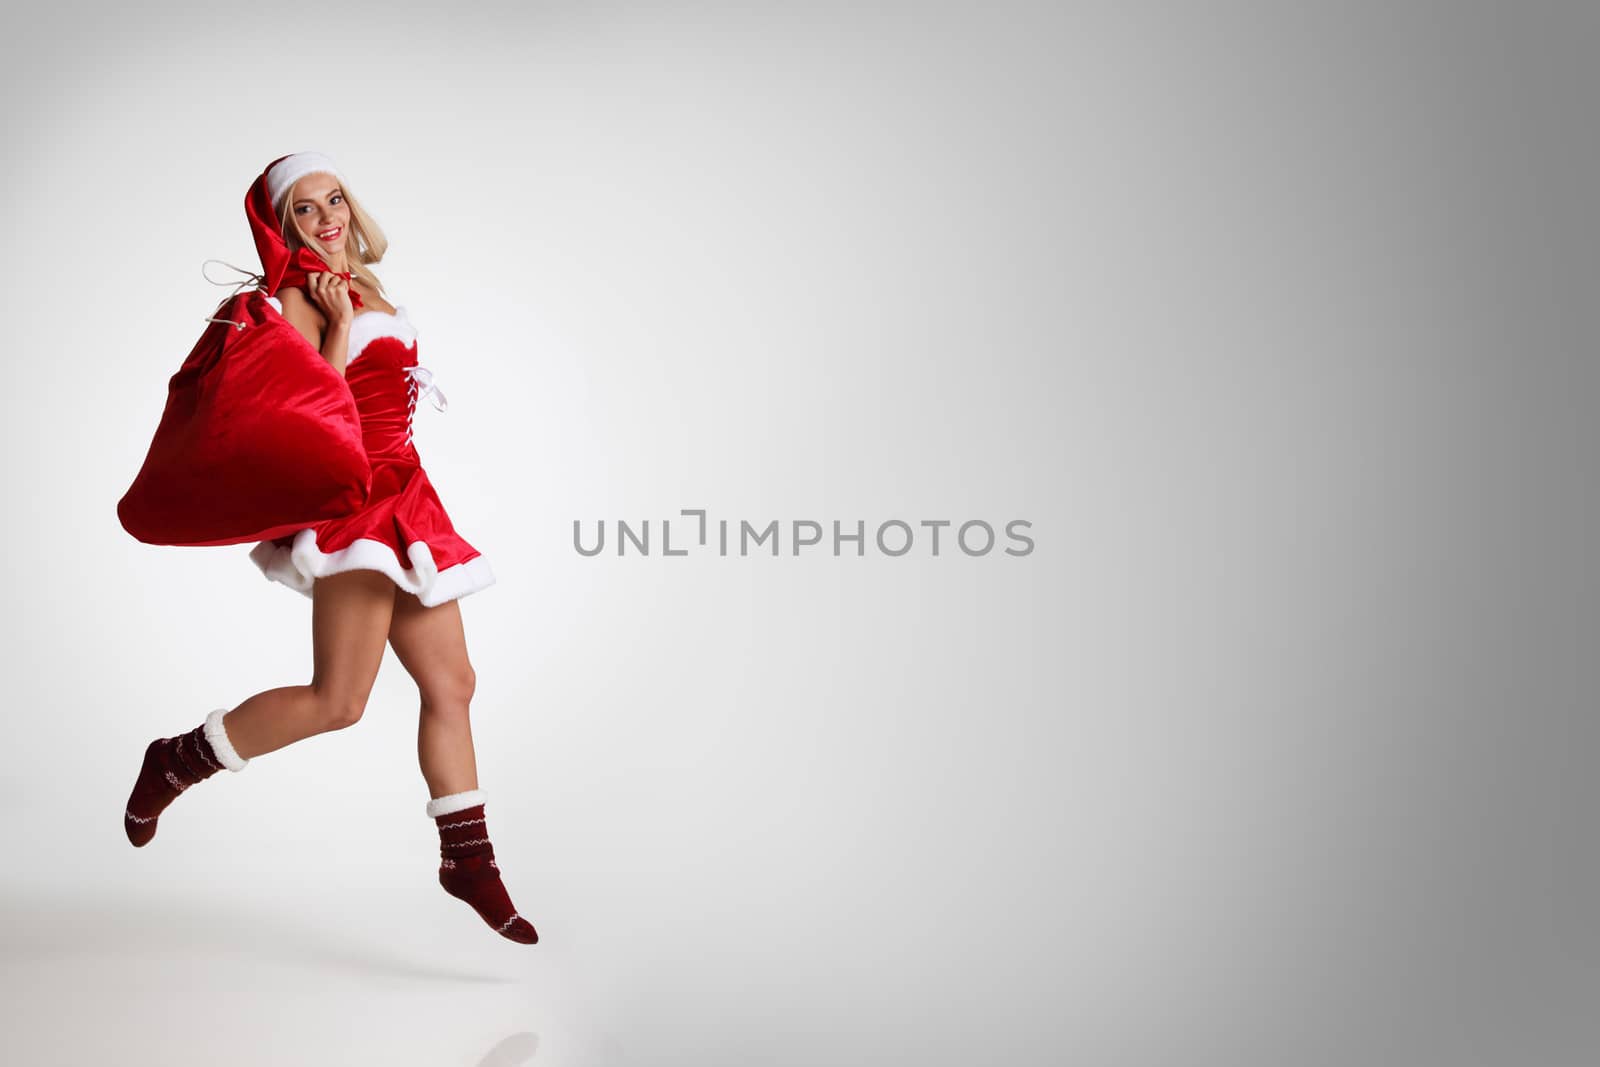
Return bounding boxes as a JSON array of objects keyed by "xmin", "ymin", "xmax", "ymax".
[{"xmin": 117, "ymin": 288, "xmax": 371, "ymax": 547}]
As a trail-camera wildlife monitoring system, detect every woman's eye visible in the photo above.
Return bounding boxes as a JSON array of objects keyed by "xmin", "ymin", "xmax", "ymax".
[{"xmin": 331, "ymin": 194, "xmax": 344, "ymax": 204}]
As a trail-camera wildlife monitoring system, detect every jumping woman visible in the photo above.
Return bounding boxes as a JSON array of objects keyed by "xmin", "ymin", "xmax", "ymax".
[{"xmin": 121, "ymin": 150, "xmax": 538, "ymax": 945}]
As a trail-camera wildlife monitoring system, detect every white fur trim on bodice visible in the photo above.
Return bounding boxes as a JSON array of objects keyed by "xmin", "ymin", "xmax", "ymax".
[
  {"xmin": 264, "ymin": 295, "xmax": 417, "ymax": 364},
  {"xmin": 348, "ymin": 306, "xmax": 417, "ymax": 363}
]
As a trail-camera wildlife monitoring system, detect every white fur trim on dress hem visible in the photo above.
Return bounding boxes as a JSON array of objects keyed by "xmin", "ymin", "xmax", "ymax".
[
  {"xmin": 427, "ymin": 789, "xmax": 487, "ymax": 818},
  {"xmin": 248, "ymin": 528, "xmax": 495, "ymax": 607},
  {"xmin": 203, "ymin": 707, "xmax": 249, "ymax": 771}
]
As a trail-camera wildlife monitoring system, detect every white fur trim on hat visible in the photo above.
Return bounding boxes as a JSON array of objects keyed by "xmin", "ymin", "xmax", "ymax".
[
  {"xmin": 267, "ymin": 151, "xmax": 346, "ymax": 208},
  {"xmin": 427, "ymin": 789, "xmax": 487, "ymax": 818},
  {"xmin": 203, "ymin": 707, "xmax": 249, "ymax": 772}
]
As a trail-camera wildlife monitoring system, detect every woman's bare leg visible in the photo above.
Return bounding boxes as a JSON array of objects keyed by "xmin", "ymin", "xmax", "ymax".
[
  {"xmin": 386, "ymin": 588, "xmax": 478, "ymax": 794},
  {"xmin": 221, "ymin": 568, "xmax": 398, "ymax": 760},
  {"xmin": 390, "ymin": 587, "xmax": 537, "ymax": 944},
  {"xmin": 124, "ymin": 568, "xmax": 400, "ymax": 846}
]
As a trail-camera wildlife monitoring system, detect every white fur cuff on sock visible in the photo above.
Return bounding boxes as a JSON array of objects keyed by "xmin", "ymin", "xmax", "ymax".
[
  {"xmin": 203, "ymin": 708, "xmax": 249, "ymax": 771},
  {"xmin": 427, "ymin": 789, "xmax": 487, "ymax": 818}
]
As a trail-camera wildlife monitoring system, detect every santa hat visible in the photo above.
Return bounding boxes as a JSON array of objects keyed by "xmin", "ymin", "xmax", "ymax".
[
  {"xmin": 244, "ymin": 151, "xmax": 363, "ymax": 307},
  {"xmin": 265, "ymin": 150, "xmax": 345, "ymax": 209}
]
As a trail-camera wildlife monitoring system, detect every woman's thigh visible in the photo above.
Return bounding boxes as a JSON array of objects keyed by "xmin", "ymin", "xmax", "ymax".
[
  {"xmin": 388, "ymin": 589, "xmax": 476, "ymax": 710},
  {"xmin": 310, "ymin": 568, "xmax": 398, "ymax": 720}
]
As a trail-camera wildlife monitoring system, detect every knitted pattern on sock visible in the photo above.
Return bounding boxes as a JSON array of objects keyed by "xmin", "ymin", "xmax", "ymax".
[
  {"xmin": 124, "ymin": 713, "xmax": 240, "ymax": 847},
  {"xmin": 433, "ymin": 800, "xmax": 538, "ymax": 945}
]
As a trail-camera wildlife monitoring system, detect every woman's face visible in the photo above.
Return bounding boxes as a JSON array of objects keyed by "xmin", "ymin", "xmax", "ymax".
[{"xmin": 287, "ymin": 172, "xmax": 351, "ymax": 258}]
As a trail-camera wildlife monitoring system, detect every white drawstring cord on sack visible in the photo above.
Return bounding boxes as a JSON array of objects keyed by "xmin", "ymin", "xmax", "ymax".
[{"xmin": 201, "ymin": 259, "xmax": 266, "ymax": 330}]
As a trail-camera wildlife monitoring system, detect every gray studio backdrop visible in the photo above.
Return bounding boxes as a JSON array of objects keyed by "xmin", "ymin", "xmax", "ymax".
[{"xmin": 1, "ymin": 2, "xmax": 1596, "ymax": 1066}]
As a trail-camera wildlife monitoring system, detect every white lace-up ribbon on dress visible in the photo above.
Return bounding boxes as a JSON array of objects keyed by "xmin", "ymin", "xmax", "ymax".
[{"xmin": 403, "ymin": 365, "xmax": 448, "ymax": 447}]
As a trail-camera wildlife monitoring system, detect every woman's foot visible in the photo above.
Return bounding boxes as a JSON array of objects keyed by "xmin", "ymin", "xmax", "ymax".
[
  {"xmin": 124, "ymin": 708, "xmax": 249, "ymax": 846},
  {"xmin": 429, "ymin": 790, "xmax": 539, "ymax": 944},
  {"xmin": 439, "ymin": 851, "xmax": 540, "ymax": 944}
]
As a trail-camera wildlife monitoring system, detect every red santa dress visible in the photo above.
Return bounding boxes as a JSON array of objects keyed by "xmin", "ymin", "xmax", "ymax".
[
  {"xmin": 247, "ymin": 298, "xmax": 495, "ymax": 606},
  {"xmin": 238, "ymin": 153, "xmax": 493, "ymax": 607}
]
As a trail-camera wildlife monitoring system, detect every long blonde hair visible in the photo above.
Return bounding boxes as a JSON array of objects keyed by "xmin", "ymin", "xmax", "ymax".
[{"xmin": 278, "ymin": 179, "xmax": 389, "ymax": 296}]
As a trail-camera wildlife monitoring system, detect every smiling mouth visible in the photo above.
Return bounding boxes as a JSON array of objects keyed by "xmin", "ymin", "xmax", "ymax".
[{"xmin": 316, "ymin": 226, "xmax": 343, "ymax": 241}]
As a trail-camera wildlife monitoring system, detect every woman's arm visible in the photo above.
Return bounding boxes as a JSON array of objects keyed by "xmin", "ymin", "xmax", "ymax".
[{"xmin": 279, "ymin": 277, "xmax": 354, "ymax": 376}]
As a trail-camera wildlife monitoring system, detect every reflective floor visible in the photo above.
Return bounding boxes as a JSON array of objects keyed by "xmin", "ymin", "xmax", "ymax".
[{"xmin": 0, "ymin": 884, "xmax": 617, "ymax": 1066}]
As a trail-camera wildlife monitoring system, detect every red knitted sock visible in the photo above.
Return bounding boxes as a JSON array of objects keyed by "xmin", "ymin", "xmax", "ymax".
[
  {"xmin": 429, "ymin": 790, "xmax": 538, "ymax": 945},
  {"xmin": 124, "ymin": 708, "xmax": 250, "ymax": 846}
]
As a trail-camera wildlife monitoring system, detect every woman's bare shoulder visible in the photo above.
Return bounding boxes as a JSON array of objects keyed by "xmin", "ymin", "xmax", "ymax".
[
  {"xmin": 277, "ymin": 284, "xmax": 319, "ymax": 315},
  {"xmin": 274, "ymin": 285, "xmax": 325, "ymax": 348}
]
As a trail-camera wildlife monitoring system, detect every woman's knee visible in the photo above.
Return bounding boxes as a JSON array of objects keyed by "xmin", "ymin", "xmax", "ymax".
[
  {"xmin": 311, "ymin": 686, "xmax": 370, "ymax": 731},
  {"xmin": 308, "ymin": 570, "xmax": 396, "ymax": 731},
  {"xmin": 420, "ymin": 663, "xmax": 477, "ymax": 717}
]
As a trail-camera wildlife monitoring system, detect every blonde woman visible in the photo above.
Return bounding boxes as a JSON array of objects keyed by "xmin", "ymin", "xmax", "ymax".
[{"xmin": 123, "ymin": 151, "xmax": 536, "ymax": 945}]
